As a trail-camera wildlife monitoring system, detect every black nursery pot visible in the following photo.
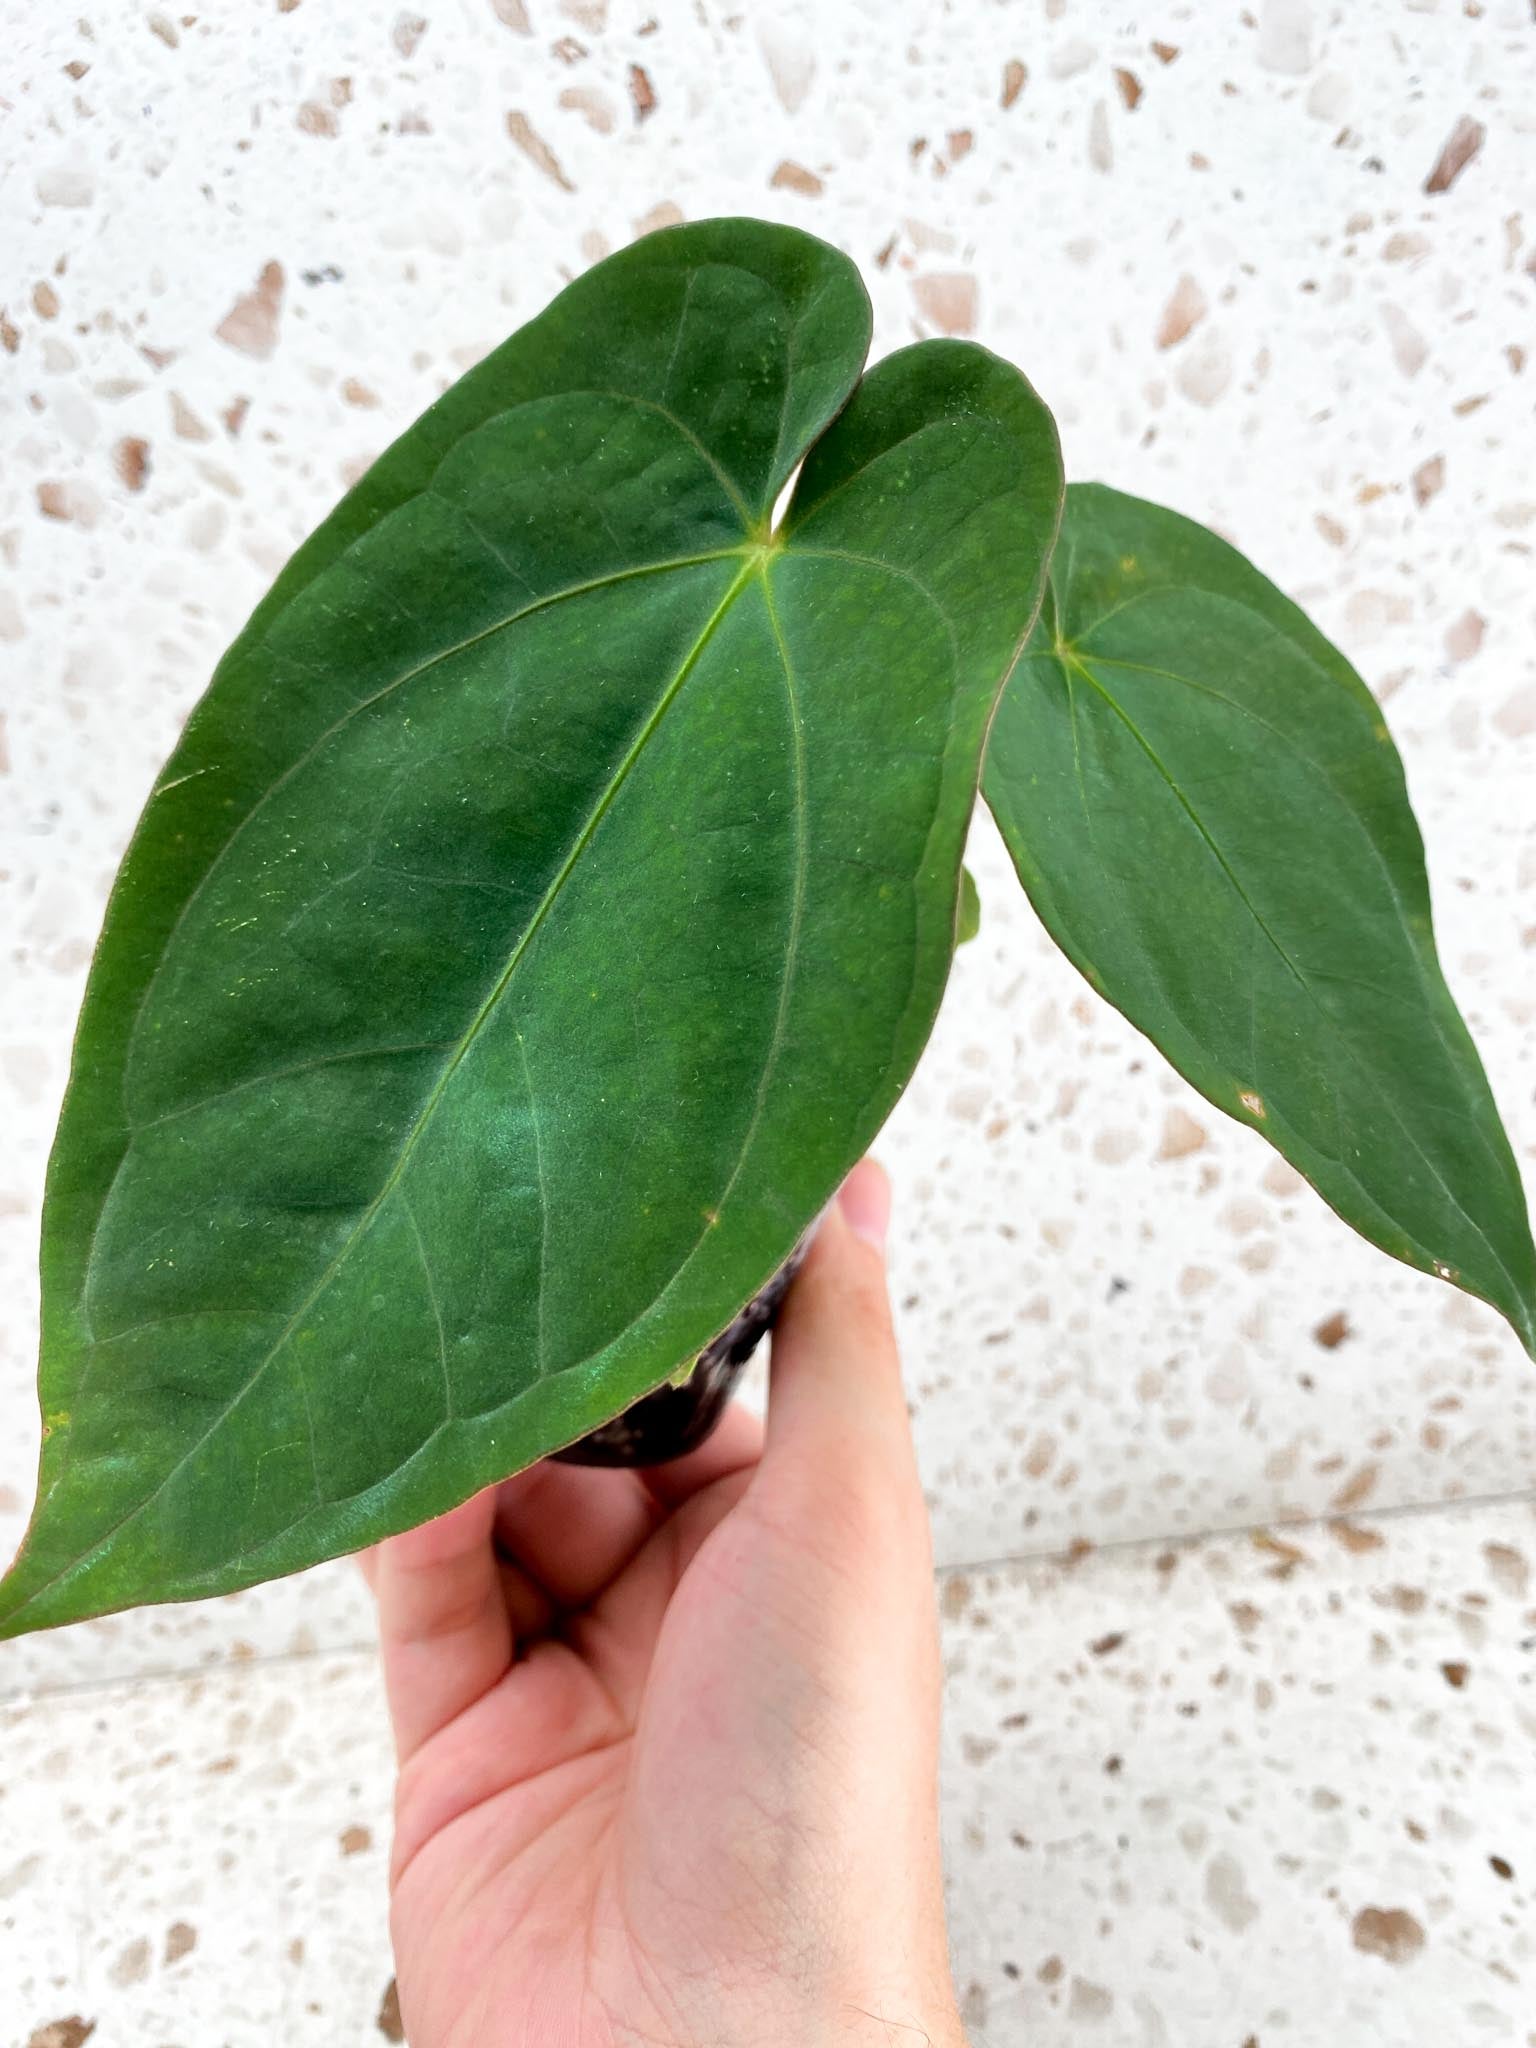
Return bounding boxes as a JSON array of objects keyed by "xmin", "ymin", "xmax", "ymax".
[{"xmin": 555, "ymin": 1230, "xmax": 816, "ymax": 1467}]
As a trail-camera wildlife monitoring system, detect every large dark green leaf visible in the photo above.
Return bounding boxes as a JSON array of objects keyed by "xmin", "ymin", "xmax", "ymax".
[
  {"xmin": 0, "ymin": 222, "xmax": 1062, "ymax": 1634},
  {"xmin": 983, "ymin": 481, "xmax": 1536, "ymax": 1354}
]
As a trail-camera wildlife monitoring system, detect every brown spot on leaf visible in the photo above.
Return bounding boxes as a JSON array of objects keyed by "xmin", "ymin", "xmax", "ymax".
[
  {"xmin": 216, "ymin": 261, "xmax": 285, "ymax": 358},
  {"xmin": 340, "ymin": 1823, "xmax": 373, "ymax": 1855},
  {"xmin": 1156, "ymin": 273, "xmax": 1207, "ymax": 349},
  {"xmin": 377, "ymin": 1979, "xmax": 405, "ymax": 2042},
  {"xmin": 1238, "ymin": 1088, "xmax": 1265, "ymax": 1118},
  {"xmin": 1440, "ymin": 1660, "xmax": 1469, "ymax": 1689},
  {"xmin": 1114, "ymin": 67, "xmax": 1143, "ymax": 109},
  {"xmin": 770, "ymin": 160, "xmax": 823, "ymax": 196},
  {"xmin": 628, "ymin": 62, "xmax": 656, "ymax": 120},
  {"xmin": 26, "ymin": 2024, "xmax": 96, "ymax": 2048},
  {"xmin": 1351, "ymin": 1906, "xmax": 1425, "ymax": 1964},
  {"xmin": 1313, "ymin": 1311, "xmax": 1350, "ymax": 1350},
  {"xmin": 1424, "ymin": 115, "xmax": 1484, "ymax": 194},
  {"xmin": 506, "ymin": 111, "xmax": 574, "ymax": 190},
  {"xmin": 912, "ymin": 272, "xmax": 976, "ymax": 334},
  {"xmin": 1411, "ymin": 454, "xmax": 1444, "ymax": 507},
  {"xmin": 1001, "ymin": 58, "xmax": 1027, "ymax": 107},
  {"xmin": 113, "ymin": 436, "xmax": 150, "ymax": 492}
]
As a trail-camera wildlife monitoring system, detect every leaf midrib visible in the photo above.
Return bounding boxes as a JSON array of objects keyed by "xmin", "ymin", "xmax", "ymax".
[
  {"xmin": 24, "ymin": 549, "xmax": 763, "ymax": 1629},
  {"xmin": 1055, "ymin": 642, "xmax": 1531, "ymax": 1322}
]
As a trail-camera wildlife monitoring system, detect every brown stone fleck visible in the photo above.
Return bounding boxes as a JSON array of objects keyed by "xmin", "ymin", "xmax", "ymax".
[
  {"xmin": 1313, "ymin": 1311, "xmax": 1350, "ymax": 1350},
  {"xmin": 490, "ymin": 0, "xmax": 531, "ymax": 26},
  {"xmin": 1001, "ymin": 58, "xmax": 1027, "ymax": 107},
  {"xmin": 1330, "ymin": 1462, "xmax": 1379, "ymax": 1513},
  {"xmin": 1483, "ymin": 1542, "xmax": 1529, "ymax": 1597},
  {"xmin": 37, "ymin": 481, "xmax": 73, "ymax": 521},
  {"xmin": 628, "ymin": 62, "xmax": 656, "ymax": 120},
  {"xmin": 948, "ymin": 128, "xmax": 973, "ymax": 161},
  {"xmin": 377, "ymin": 1978, "xmax": 405, "ymax": 2042},
  {"xmin": 393, "ymin": 12, "xmax": 427, "ymax": 56},
  {"xmin": 33, "ymin": 281, "xmax": 60, "ymax": 319},
  {"xmin": 164, "ymin": 1921, "xmax": 197, "ymax": 1965},
  {"xmin": 64, "ymin": 58, "xmax": 91, "ymax": 78},
  {"xmin": 1424, "ymin": 115, "xmax": 1484, "ymax": 195},
  {"xmin": 1228, "ymin": 1601, "xmax": 1262, "ymax": 1632},
  {"xmin": 1038, "ymin": 1955, "xmax": 1064, "ymax": 1984},
  {"xmin": 1156, "ymin": 273, "xmax": 1207, "ymax": 349},
  {"xmin": 1411, "ymin": 455, "xmax": 1445, "ymax": 506},
  {"xmin": 342, "ymin": 377, "xmax": 380, "ymax": 408},
  {"xmin": 1444, "ymin": 608, "xmax": 1485, "ymax": 662},
  {"xmin": 1489, "ymin": 1854, "xmax": 1513, "ymax": 1880},
  {"xmin": 1089, "ymin": 1631, "xmax": 1125, "ymax": 1657},
  {"xmin": 507, "ymin": 111, "xmax": 574, "ymax": 190},
  {"xmin": 26, "ymin": 2024, "xmax": 96, "ymax": 2048},
  {"xmin": 1, "ymin": 313, "xmax": 19, "ymax": 353},
  {"xmin": 1351, "ymin": 1905, "xmax": 1425, "ymax": 1964},
  {"xmin": 297, "ymin": 100, "xmax": 339, "ymax": 136},
  {"xmin": 1156, "ymin": 1107, "xmax": 1207, "ymax": 1160},
  {"xmin": 1440, "ymin": 1660, "xmax": 1469, "ymax": 1689},
  {"xmin": 170, "ymin": 391, "xmax": 211, "ymax": 440},
  {"xmin": 216, "ymin": 260, "xmax": 285, "ymax": 359},
  {"xmin": 222, "ymin": 396, "xmax": 250, "ymax": 436},
  {"xmin": 277, "ymin": 0, "xmax": 301, "ymax": 11},
  {"xmin": 1332, "ymin": 1518, "xmax": 1385, "ymax": 1556},
  {"xmin": 1151, "ymin": 40, "xmax": 1180, "ymax": 62},
  {"xmin": 1382, "ymin": 1584, "xmax": 1425, "ymax": 1614},
  {"xmin": 770, "ymin": 160, "xmax": 823, "ymax": 197},
  {"xmin": 940, "ymin": 1573, "xmax": 971, "ymax": 1618},
  {"xmin": 634, "ymin": 201, "xmax": 684, "ymax": 237},
  {"xmin": 149, "ymin": 10, "xmax": 179, "ymax": 43},
  {"xmin": 912, "ymin": 272, "xmax": 976, "ymax": 335},
  {"xmin": 1315, "ymin": 512, "xmax": 1346, "ymax": 547},
  {"xmin": 330, "ymin": 75, "xmax": 353, "ymax": 105},
  {"xmin": 1253, "ymin": 1530, "xmax": 1309, "ymax": 1578},
  {"xmin": 340, "ymin": 1823, "xmax": 373, "ymax": 1855},
  {"xmin": 113, "ymin": 436, "xmax": 150, "ymax": 491},
  {"xmin": 1114, "ymin": 67, "xmax": 1142, "ymax": 109},
  {"xmin": 108, "ymin": 1938, "xmax": 151, "ymax": 1988}
]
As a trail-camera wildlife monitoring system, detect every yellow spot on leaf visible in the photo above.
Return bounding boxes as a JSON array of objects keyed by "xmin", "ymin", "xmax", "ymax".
[{"xmin": 1239, "ymin": 1089, "xmax": 1266, "ymax": 1118}]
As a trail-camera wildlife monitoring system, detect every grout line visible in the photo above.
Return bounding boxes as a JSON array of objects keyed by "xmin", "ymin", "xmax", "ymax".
[
  {"xmin": 0, "ymin": 1634, "xmax": 380, "ymax": 1711},
  {"xmin": 5, "ymin": 1485, "xmax": 1535, "ymax": 1710},
  {"xmin": 931, "ymin": 1480, "xmax": 1536, "ymax": 1582}
]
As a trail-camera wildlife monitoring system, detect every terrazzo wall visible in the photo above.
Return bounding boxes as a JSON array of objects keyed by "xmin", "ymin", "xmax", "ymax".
[{"xmin": 2, "ymin": 1, "xmax": 1533, "ymax": 2042}]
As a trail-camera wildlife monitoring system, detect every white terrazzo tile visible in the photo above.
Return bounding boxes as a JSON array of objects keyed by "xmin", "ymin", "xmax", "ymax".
[
  {"xmin": 940, "ymin": 1498, "xmax": 1536, "ymax": 2047},
  {"xmin": 3, "ymin": 1496, "xmax": 1533, "ymax": 2047},
  {"xmin": 3, "ymin": 0, "xmax": 1535, "ymax": 1689}
]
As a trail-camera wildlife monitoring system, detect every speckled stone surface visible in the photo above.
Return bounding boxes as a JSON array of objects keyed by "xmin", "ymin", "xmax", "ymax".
[
  {"xmin": 2, "ymin": 0, "xmax": 1535, "ymax": 2038},
  {"xmin": 3, "ymin": 1499, "xmax": 1533, "ymax": 2047}
]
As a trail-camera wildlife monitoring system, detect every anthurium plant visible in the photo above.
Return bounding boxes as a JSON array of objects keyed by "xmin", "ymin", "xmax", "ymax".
[{"xmin": 3, "ymin": 219, "xmax": 1531, "ymax": 1640}]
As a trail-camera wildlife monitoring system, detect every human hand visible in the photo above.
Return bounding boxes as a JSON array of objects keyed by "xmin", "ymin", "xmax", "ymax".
[{"xmin": 362, "ymin": 1161, "xmax": 963, "ymax": 2048}]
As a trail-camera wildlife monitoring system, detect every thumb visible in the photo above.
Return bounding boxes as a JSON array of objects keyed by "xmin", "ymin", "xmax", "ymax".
[{"xmin": 758, "ymin": 1159, "xmax": 919, "ymax": 1497}]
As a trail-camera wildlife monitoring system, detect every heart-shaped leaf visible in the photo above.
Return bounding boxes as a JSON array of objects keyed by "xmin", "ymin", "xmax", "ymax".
[
  {"xmin": 1, "ymin": 222, "xmax": 1063, "ymax": 1635},
  {"xmin": 983, "ymin": 482, "xmax": 1536, "ymax": 1353}
]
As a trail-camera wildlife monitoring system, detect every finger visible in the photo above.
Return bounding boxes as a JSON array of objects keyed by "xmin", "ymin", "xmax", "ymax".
[
  {"xmin": 492, "ymin": 1461, "xmax": 665, "ymax": 1608},
  {"xmin": 639, "ymin": 1397, "xmax": 763, "ymax": 1508},
  {"xmin": 372, "ymin": 1487, "xmax": 511, "ymax": 1762},
  {"xmin": 759, "ymin": 1159, "xmax": 916, "ymax": 1492}
]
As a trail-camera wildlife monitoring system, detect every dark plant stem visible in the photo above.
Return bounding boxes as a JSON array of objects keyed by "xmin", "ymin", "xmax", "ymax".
[{"xmin": 554, "ymin": 1230, "xmax": 815, "ymax": 1466}]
